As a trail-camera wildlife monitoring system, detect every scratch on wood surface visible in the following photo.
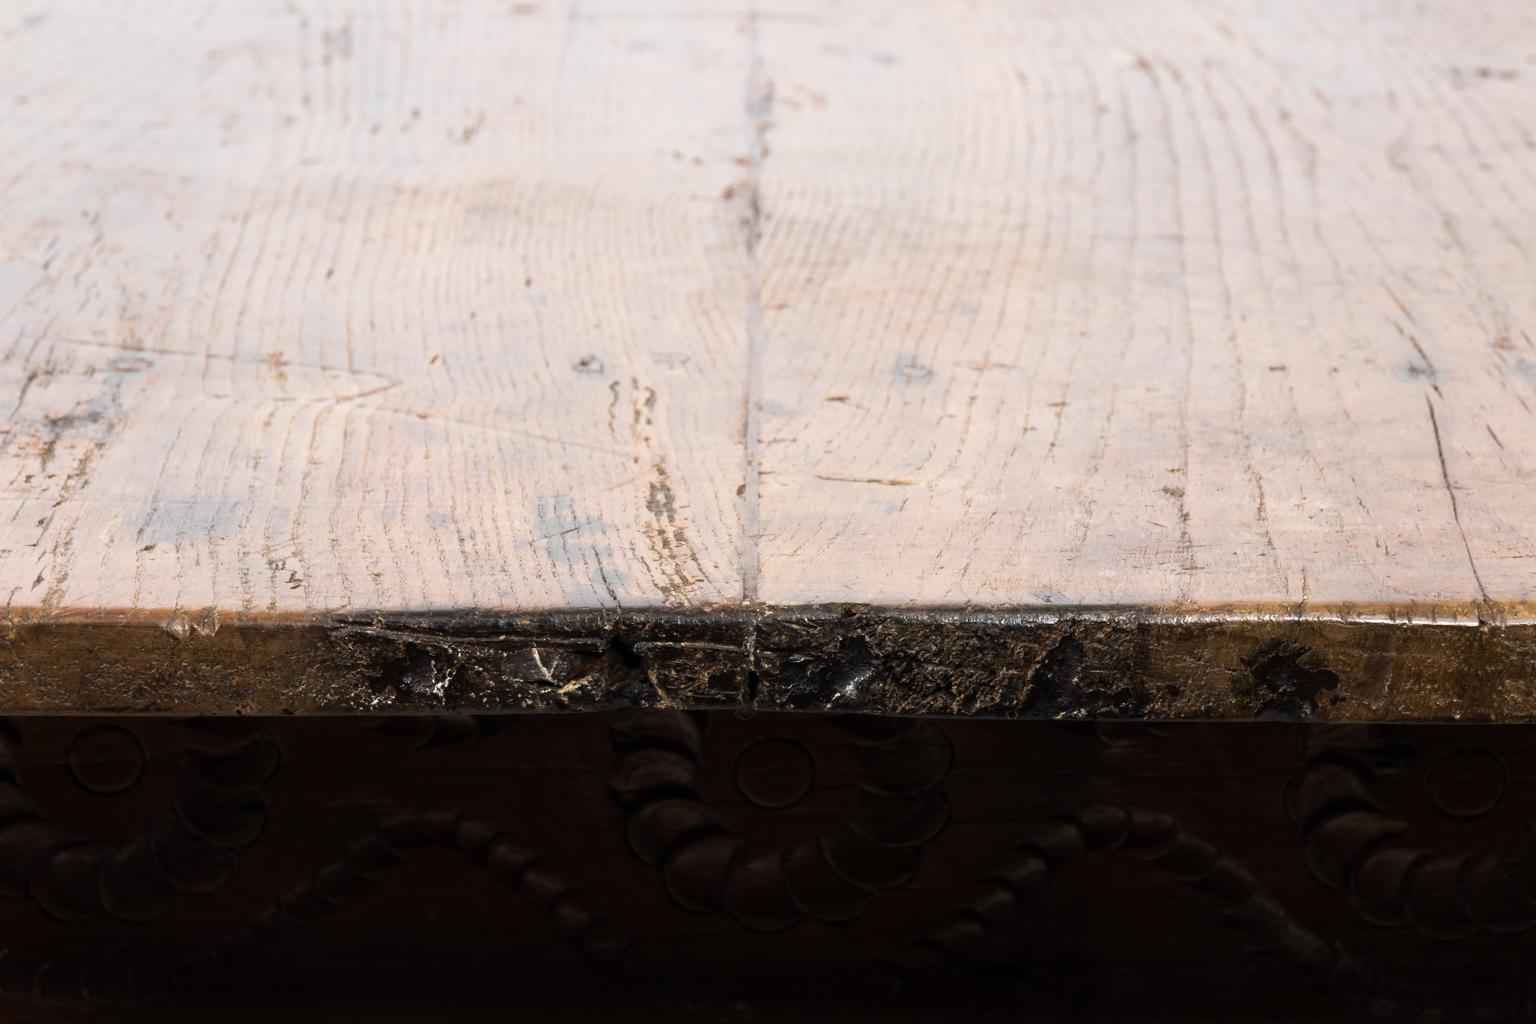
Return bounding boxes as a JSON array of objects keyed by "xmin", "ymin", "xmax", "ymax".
[
  {"xmin": 645, "ymin": 456, "xmax": 709, "ymax": 605},
  {"xmin": 1425, "ymin": 395, "xmax": 1492, "ymax": 620},
  {"xmin": 813, "ymin": 475, "xmax": 914, "ymax": 487},
  {"xmin": 738, "ymin": 1, "xmax": 772, "ymax": 605}
]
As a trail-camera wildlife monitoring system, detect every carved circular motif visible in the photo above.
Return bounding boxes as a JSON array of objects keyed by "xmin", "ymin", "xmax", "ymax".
[
  {"xmin": 733, "ymin": 737, "xmax": 816, "ymax": 809},
  {"xmin": 1290, "ymin": 726, "xmax": 1534, "ymax": 940},
  {"xmin": 1426, "ymin": 746, "xmax": 1506, "ymax": 820},
  {"xmin": 609, "ymin": 711, "xmax": 952, "ymax": 930},
  {"xmin": 66, "ymin": 724, "xmax": 146, "ymax": 795}
]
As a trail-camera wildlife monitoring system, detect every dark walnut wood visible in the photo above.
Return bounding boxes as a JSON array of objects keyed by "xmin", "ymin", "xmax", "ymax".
[
  {"xmin": 3, "ymin": 1, "xmax": 1536, "ymax": 717},
  {"xmin": 0, "ymin": 712, "xmax": 1532, "ymax": 1022}
]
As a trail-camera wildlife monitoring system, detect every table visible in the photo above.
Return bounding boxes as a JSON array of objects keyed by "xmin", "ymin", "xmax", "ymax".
[
  {"xmin": 2, "ymin": 0, "xmax": 1534, "ymax": 1018},
  {"xmin": 3, "ymin": 1, "xmax": 1535, "ymax": 720}
]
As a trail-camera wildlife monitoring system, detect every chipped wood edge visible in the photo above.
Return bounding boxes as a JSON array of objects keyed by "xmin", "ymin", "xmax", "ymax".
[{"xmin": 0, "ymin": 606, "xmax": 1533, "ymax": 719}]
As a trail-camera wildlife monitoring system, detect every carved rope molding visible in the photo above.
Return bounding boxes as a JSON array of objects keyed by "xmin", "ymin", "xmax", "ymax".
[
  {"xmin": 903, "ymin": 805, "xmax": 1527, "ymax": 1023},
  {"xmin": 0, "ymin": 717, "xmax": 623, "ymax": 1013},
  {"xmin": 0, "ymin": 713, "xmax": 1530, "ymax": 1018},
  {"xmin": 0, "ymin": 808, "xmax": 627, "ymax": 1012}
]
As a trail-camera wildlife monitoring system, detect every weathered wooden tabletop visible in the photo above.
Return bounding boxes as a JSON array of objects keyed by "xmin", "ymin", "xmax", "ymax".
[{"xmin": 2, "ymin": 0, "xmax": 1534, "ymax": 716}]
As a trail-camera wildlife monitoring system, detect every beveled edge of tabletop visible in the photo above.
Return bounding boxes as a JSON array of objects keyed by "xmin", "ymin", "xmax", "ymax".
[{"xmin": 0, "ymin": 602, "xmax": 1532, "ymax": 720}]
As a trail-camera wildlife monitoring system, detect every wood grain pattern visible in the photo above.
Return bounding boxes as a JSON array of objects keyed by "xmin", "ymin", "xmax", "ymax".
[
  {"xmin": 751, "ymin": 0, "xmax": 1536, "ymax": 614},
  {"xmin": 2, "ymin": 0, "xmax": 750, "ymax": 616},
  {"xmin": 2, "ymin": 1, "xmax": 1535, "ymax": 713}
]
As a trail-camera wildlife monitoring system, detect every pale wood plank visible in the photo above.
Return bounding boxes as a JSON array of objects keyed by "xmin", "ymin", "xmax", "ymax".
[
  {"xmin": 1, "ymin": 0, "xmax": 751, "ymax": 619},
  {"xmin": 753, "ymin": 0, "xmax": 1536, "ymax": 619}
]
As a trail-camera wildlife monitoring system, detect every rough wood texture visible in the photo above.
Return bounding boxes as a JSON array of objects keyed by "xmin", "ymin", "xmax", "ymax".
[{"xmin": 3, "ymin": 1, "xmax": 1535, "ymax": 715}]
